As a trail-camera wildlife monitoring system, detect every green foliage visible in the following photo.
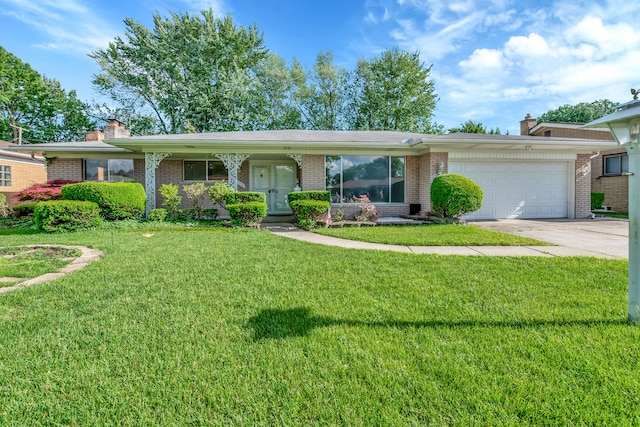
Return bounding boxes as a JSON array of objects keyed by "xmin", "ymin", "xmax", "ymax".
[
  {"xmin": 226, "ymin": 202, "xmax": 267, "ymax": 226},
  {"xmin": 431, "ymin": 174, "xmax": 483, "ymax": 218},
  {"xmin": 0, "ymin": 46, "xmax": 95, "ymax": 143},
  {"xmin": 225, "ymin": 192, "xmax": 266, "ymax": 205},
  {"xmin": 287, "ymin": 190, "xmax": 331, "ymax": 204},
  {"xmin": 539, "ymin": 99, "xmax": 619, "ymax": 123},
  {"xmin": 182, "ymin": 183, "xmax": 208, "ymax": 218},
  {"xmin": 62, "ymin": 181, "xmax": 146, "ymax": 220},
  {"xmin": 591, "ymin": 192, "xmax": 605, "ymax": 210},
  {"xmin": 348, "ymin": 47, "xmax": 441, "ymax": 133},
  {"xmin": 34, "ymin": 200, "xmax": 102, "ymax": 232},
  {"xmin": 447, "ymin": 120, "xmax": 506, "ymax": 135},
  {"xmin": 90, "ymin": 10, "xmax": 268, "ymax": 133},
  {"xmin": 208, "ymin": 181, "xmax": 234, "ymax": 217},
  {"xmin": 12, "ymin": 203, "xmax": 38, "ymax": 217},
  {"xmin": 0, "ymin": 193, "xmax": 9, "ymax": 218},
  {"xmin": 159, "ymin": 184, "xmax": 182, "ymax": 217},
  {"xmin": 289, "ymin": 200, "xmax": 331, "ymax": 229},
  {"xmin": 148, "ymin": 208, "xmax": 167, "ymax": 222}
]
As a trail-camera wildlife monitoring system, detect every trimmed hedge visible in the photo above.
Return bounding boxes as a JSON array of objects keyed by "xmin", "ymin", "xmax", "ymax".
[
  {"xmin": 431, "ymin": 174, "xmax": 483, "ymax": 218},
  {"xmin": 591, "ymin": 192, "xmax": 605, "ymax": 210},
  {"xmin": 225, "ymin": 192, "xmax": 266, "ymax": 205},
  {"xmin": 287, "ymin": 191, "xmax": 330, "ymax": 204},
  {"xmin": 289, "ymin": 199, "xmax": 331, "ymax": 229},
  {"xmin": 62, "ymin": 181, "xmax": 146, "ymax": 220},
  {"xmin": 227, "ymin": 202, "xmax": 267, "ymax": 226},
  {"xmin": 34, "ymin": 200, "xmax": 102, "ymax": 233},
  {"xmin": 13, "ymin": 203, "xmax": 38, "ymax": 218}
]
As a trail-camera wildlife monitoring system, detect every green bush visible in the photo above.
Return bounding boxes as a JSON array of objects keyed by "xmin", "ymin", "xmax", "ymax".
[
  {"xmin": 148, "ymin": 208, "xmax": 167, "ymax": 222},
  {"xmin": 591, "ymin": 192, "xmax": 605, "ymax": 210},
  {"xmin": 62, "ymin": 181, "xmax": 146, "ymax": 220},
  {"xmin": 225, "ymin": 192, "xmax": 266, "ymax": 205},
  {"xmin": 287, "ymin": 191, "xmax": 330, "ymax": 204},
  {"xmin": 431, "ymin": 174, "xmax": 483, "ymax": 218},
  {"xmin": 182, "ymin": 183, "xmax": 208, "ymax": 218},
  {"xmin": 34, "ymin": 200, "xmax": 102, "ymax": 233},
  {"xmin": 160, "ymin": 184, "xmax": 182, "ymax": 217},
  {"xmin": 226, "ymin": 202, "xmax": 267, "ymax": 226},
  {"xmin": 290, "ymin": 199, "xmax": 330, "ymax": 229},
  {"xmin": 208, "ymin": 181, "xmax": 234, "ymax": 217},
  {"xmin": 13, "ymin": 203, "xmax": 38, "ymax": 218},
  {"xmin": 0, "ymin": 193, "xmax": 9, "ymax": 218}
]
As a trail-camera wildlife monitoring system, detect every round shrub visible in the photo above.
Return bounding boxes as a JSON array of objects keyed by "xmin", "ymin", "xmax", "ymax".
[
  {"xmin": 591, "ymin": 192, "xmax": 605, "ymax": 210},
  {"xmin": 430, "ymin": 174, "xmax": 483, "ymax": 218},
  {"xmin": 148, "ymin": 208, "xmax": 167, "ymax": 222},
  {"xmin": 227, "ymin": 202, "xmax": 267, "ymax": 226},
  {"xmin": 34, "ymin": 200, "xmax": 102, "ymax": 233},
  {"xmin": 62, "ymin": 181, "xmax": 146, "ymax": 220},
  {"xmin": 13, "ymin": 203, "xmax": 38, "ymax": 218}
]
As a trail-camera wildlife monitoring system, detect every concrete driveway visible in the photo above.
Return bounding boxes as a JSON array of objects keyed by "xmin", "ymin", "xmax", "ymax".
[{"xmin": 470, "ymin": 218, "xmax": 629, "ymax": 259}]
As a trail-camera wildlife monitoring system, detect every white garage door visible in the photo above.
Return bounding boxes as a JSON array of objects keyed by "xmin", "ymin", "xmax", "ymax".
[{"xmin": 448, "ymin": 161, "xmax": 569, "ymax": 220}]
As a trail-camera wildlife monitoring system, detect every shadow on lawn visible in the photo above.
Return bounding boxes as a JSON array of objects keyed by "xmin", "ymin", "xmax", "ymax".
[{"xmin": 246, "ymin": 307, "xmax": 627, "ymax": 341}]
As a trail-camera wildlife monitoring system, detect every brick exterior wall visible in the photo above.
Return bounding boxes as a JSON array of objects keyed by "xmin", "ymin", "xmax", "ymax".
[
  {"xmin": 417, "ymin": 152, "xmax": 448, "ymax": 213},
  {"xmin": 575, "ymin": 153, "xmax": 592, "ymax": 219},
  {"xmin": 47, "ymin": 158, "xmax": 83, "ymax": 181},
  {"xmin": 0, "ymin": 159, "xmax": 47, "ymax": 207},
  {"xmin": 301, "ymin": 155, "xmax": 326, "ymax": 190},
  {"xmin": 591, "ymin": 148, "xmax": 628, "ymax": 212},
  {"xmin": 530, "ymin": 127, "xmax": 615, "ymax": 140}
]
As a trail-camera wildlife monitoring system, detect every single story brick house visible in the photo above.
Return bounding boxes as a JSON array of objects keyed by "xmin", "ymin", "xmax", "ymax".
[
  {"xmin": 520, "ymin": 114, "xmax": 627, "ymax": 212},
  {"xmin": 0, "ymin": 140, "xmax": 47, "ymax": 207},
  {"xmin": 9, "ymin": 119, "xmax": 617, "ymax": 220}
]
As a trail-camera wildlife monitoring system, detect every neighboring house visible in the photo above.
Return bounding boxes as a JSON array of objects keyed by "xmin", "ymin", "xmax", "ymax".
[
  {"xmin": 520, "ymin": 114, "xmax": 627, "ymax": 212},
  {"xmin": 9, "ymin": 119, "xmax": 617, "ymax": 220},
  {"xmin": 0, "ymin": 140, "xmax": 47, "ymax": 208}
]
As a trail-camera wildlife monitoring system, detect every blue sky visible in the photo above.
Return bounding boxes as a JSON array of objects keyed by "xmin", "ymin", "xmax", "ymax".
[{"xmin": 1, "ymin": 0, "xmax": 639, "ymax": 134}]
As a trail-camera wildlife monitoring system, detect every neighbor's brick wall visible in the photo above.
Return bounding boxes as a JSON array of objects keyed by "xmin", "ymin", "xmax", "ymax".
[
  {"xmin": 530, "ymin": 127, "xmax": 615, "ymax": 140},
  {"xmin": 575, "ymin": 153, "xmax": 592, "ymax": 219},
  {"xmin": 0, "ymin": 159, "xmax": 47, "ymax": 207},
  {"xmin": 301, "ymin": 155, "xmax": 325, "ymax": 190},
  {"xmin": 591, "ymin": 149, "xmax": 628, "ymax": 212}
]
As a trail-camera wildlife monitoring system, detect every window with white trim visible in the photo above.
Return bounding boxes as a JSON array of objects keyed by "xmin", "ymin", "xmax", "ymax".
[
  {"xmin": 325, "ymin": 155, "xmax": 405, "ymax": 203},
  {"xmin": 183, "ymin": 160, "xmax": 227, "ymax": 181},
  {"xmin": 603, "ymin": 153, "xmax": 628, "ymax": 176},
  {"xmin": 0, "ymin": 165, "xmax": 11, "ymax": 186},
  {"xmin": 84, "ymin": 159, "xmax": 134, "ymax": 181}
]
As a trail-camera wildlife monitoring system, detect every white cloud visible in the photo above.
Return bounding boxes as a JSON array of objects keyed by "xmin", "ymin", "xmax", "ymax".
[
  {"xmin": 179, "ymin": 0, "xmax": 226, "ymax": 16},
  {"xmin": 0, "ymin": 0, "xmax": 120, "ymax": 54}
]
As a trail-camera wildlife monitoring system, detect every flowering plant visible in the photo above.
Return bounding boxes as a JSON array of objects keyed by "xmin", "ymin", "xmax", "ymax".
[{"xmin": 354, "ymin": 196, "xmax": 378, "ymax": 222}]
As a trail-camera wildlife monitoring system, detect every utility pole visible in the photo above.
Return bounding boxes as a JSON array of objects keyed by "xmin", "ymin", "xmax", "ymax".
[{"xmin": 8, "ymin": 124, "xmax": 25, "ymax": 144}]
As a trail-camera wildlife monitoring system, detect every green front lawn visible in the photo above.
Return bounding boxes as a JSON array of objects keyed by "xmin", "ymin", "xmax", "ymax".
[
  {"xmin": 315, "ymin": 223, "xmax": 552, "ymax": 246},
  {"xmin": 0, "ymin": 227, "xmax": 636, "ymax": 425}
]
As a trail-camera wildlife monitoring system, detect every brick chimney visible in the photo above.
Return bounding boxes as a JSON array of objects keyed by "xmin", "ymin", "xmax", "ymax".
[
  {"xmin": 85, "ymin": 130, "xmax": 105, "ymax": 141},
  {"xmin": 103, "ymin": 118, "xmax": 131, "ymax": 139},
  {"xmin": 520, "ymin": 113, "xmax": 537, "ymax": 136}
]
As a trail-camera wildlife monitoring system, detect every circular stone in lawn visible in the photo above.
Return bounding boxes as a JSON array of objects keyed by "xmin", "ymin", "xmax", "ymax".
[{"xmin": 0, "ymin": 245, "xmax": 103, "ymax": 295}]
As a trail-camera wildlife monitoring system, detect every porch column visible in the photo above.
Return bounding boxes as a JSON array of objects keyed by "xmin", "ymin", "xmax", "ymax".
[
  {"xmin": 214, "ymin": 153, "xmax": 251, "ymax": 190},
  {"xmin": 145, "ymin": 152, "xmax": 171, "ymax": 215}
]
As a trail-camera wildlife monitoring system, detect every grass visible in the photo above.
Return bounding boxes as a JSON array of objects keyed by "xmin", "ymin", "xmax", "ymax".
[
  {"xmin": 0, "ymin": 226, "xmax": 637, "ymax": 425},
  {"xmin": 314, "ymin": 223, "xmax": 552, "ymax": 246},
  {"xmin": 0, "ymin": 246, "xmax": 81, "ymax": 283},
  {"xmin": 595, "ymin": 212, "xmax": 629, "ymax": 219}
]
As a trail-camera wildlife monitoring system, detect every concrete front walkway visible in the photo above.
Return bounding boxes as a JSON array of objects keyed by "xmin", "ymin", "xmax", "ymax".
[{"xmin": 265, "ymin": 218, "xmax": 629, "ymax": 259}]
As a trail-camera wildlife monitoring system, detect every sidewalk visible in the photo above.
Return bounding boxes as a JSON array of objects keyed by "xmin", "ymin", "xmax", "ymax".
[{"xmin": 264, "ymin": 222, "xmax": 627, "ymax": 259}]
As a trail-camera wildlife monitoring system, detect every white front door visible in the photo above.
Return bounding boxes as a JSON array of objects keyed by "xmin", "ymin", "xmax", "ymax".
[{"xmin": 250, "ymin": 161, "xmax": 298, "ymax": 214}]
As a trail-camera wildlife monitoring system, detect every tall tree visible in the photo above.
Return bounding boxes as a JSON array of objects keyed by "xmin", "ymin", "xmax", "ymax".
[
  {"xmin": 290, "ymin": 51, "xmax": 348, "ymax": 130},
  {"xmin": 447, "ymin": 120, "xmax": 505, "ymax": 134},
  {"xmin": 0, "ymin": 46, "xmax": 94, "ymax": 143},
  {"xmin": 91, "ymin": 10, "xmax": 268, "ymax": 134},
  {"xmin": 539, "ymin": 99, "xmax": 619, "ymax": 123},
  {"xmin": 348, "ymin": 48, "xmax": 441, "ymax": 133}
]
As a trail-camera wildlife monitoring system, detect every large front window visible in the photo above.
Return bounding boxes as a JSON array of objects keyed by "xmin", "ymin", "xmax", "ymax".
[
  {"xmin": 84, "ymin": 159, "xmax": 134, "ymax": 181},
  {"xmin": 326, "ymin": 155, "xmax": 405, "ymax": 203},
  {"xmin": 0, "ymin": 165, "xmax": 11, "ymax": 186},
  {"xmin": 183, "ymin": 160, "xmax": 227, "ymax": 181}
]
